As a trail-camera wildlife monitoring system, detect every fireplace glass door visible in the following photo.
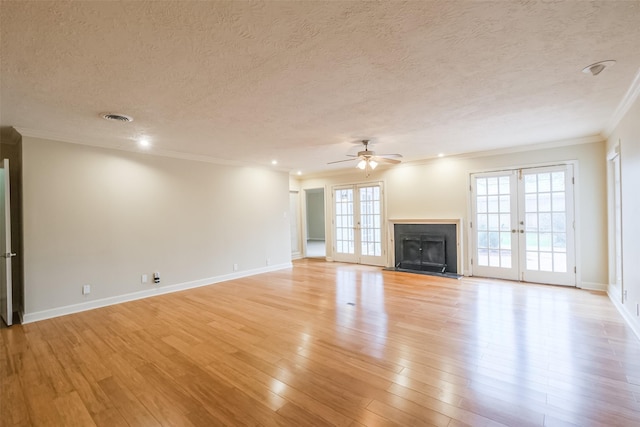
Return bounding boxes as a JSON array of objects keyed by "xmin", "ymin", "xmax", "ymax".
[
  {"xmin": 471, "ymin": 165, "xmax": 576, "ymax": 286},
  {"xmin": 333, "ymin": 183, "xmax": 385, "ymax": 266}
]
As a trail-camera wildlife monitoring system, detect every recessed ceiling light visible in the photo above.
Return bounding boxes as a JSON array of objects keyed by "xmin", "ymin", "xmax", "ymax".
[
  {"xmin": 296, "ymin": 171, "xmax": 302, "ymax": 175},
  {"xmin": 101, "ymin": 112, "xmax": 133, "ymax": 122},
  {"xmin": 271, "ymin": 160, "xmax": 278, "ymax": 165},
  {"xmin": 438, "ymin": 153, "xmax": 445, "ymax": 158},
  {"xmin": 138, "ymin": 138, "xmax": 150, "ymax": 148},
  {"xmin": 582, "ymin": 60, "xmax": 616, "ymax": 76}
]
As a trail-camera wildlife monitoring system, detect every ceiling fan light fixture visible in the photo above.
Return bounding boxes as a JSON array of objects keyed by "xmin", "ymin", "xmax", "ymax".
[
  {"xmin": 357, "ymin": 159, "xmax": 367, "ymax": 170},
  {"xmin": 369, "ymin": 160, "xmax": 378, "ymax": 169}
]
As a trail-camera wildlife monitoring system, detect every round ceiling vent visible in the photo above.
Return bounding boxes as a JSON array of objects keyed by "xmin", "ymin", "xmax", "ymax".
[{"xmin": 101, "ymin": 112, "xmax": 133, "ymax": 123}]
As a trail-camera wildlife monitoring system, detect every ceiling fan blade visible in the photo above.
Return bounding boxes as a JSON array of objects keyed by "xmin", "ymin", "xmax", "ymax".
[
  {"xmin": 327, "ymin": 158, "xmax": 358, "ymax": 165},
  {"xmin": 374, "ymin": 157, "xmax": 401, "ymax": 164},
  {"xmin": 376, "ymin": 153, "xmax": 403, "ymax": 159}
]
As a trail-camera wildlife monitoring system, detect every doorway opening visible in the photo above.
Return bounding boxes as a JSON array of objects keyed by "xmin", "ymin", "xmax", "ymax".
[{"xmin": 305, "ymin": 188, "xmax": 326, "ymax": 258}]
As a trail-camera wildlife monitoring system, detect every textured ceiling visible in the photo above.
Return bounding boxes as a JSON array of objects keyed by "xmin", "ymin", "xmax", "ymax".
[{"xmin": 1, "ymin": 1, "xmax": 639, "ymax": 174}]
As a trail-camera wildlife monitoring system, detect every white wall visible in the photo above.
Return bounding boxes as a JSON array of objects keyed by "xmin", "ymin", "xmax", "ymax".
[
  {"xmin": 300, "ymin": 140, "xmax": 607, "ymax": 287},
  {"xmin": 21, "ymin": 137, "xmax": 291, "ymax": 320},
  {"xmin": 607, "ymin": 94, "xmax": 640, "ymax": 334}
]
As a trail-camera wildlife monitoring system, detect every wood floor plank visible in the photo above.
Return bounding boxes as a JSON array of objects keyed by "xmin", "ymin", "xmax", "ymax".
[{"xmin": 2, "ymin": 260, "xmax": 640, "ymax": 426}]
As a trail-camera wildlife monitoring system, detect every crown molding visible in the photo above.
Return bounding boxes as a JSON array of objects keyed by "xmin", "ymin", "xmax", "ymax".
[
  {"xmin": 13, "ymin": 127, "xmax": 287, "ymax": 171},
  {"xmin": 603, "ymin": 67, "xmax": 640, "ymax": 137}
]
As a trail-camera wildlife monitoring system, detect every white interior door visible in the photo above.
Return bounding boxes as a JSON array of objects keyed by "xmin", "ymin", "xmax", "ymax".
[
  {"xmin": 471, "ymin": 165, "xmax": 576, "ymax": 286},
  {"xmin": 0, "ymin": 159, "xmax": 13, "ymax": 326},
  {"xmin": 333, "ymin": 183, "xmax": 385, "ymax": 266}
]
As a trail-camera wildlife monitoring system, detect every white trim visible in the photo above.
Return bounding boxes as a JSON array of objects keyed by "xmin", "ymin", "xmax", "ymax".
[
  {"xmin": 608, "ymin": 284, "xmax": 640, "ymax": 342},
  {"xmin": 604, "ymin": 67, "xmax": 640, "ymax": 137},
  {"xmin": 579, "ymin": 282, "xmax": 607, "ymax": 291},
  {"xmin": 21, "ymin": 263, "xmax": 292, "ymax": 324}
]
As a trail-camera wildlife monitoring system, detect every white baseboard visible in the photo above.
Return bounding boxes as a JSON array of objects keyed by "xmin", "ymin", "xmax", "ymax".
[
  {"xmin": 608, "ymin": 284, "xmax": 640, "ymax": 342},
  {"xmin": 580, "ymin": 281, "xmax": 607, "ymax": 291},
  {"xmin": 21, "ymin": 262, "xmax": 293, "ymax": 324},
  {"xmin": 291, "ymin": 253, "xmax": 303, "ymax": 260}
]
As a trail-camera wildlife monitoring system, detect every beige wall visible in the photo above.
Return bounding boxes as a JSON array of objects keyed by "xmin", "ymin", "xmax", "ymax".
[
  {"xmin": 300, "ymin": 140, "xmax": 607, "ymax": 287},
  {"xmin": 606, "ymin": 95, "xmax": 640, "ymax": 331},
  {"xmin": 22, "ymin": 137, "xmax": 291, "ymax": 318}
]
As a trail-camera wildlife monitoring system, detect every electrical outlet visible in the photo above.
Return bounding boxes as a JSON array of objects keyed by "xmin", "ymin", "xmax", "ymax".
[
  {"xmin": 266, "ymin": 258, "xmax": 271, "ymax": 266},
  {"xmin": 153, "ymin": 272, "xmax": 160, "ymax": 284},
  {"xmin": 82, "ymin": 284, "xmax": 91, "ymax": 295},
  {"xmin": 233, "ymin": 263, "xmax": 238, "ymax": 271},
  {"xmin": 141, "ymin": 274, "xmax": 148, "ymax": 284}
]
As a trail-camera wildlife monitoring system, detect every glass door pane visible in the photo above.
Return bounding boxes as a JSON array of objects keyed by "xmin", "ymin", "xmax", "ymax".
[
  {"xmin": 520, "ymin": 165, "xmax": 575, "ymax": 286},
  {"xmin": 334, "ymin": 188, "xmax": 355, "ymax": 256},
  {"xmin": 471, "ymin": 171, "xmax": 519, "ymax": 281},
  {"xmin": 359, "ymin": 186, "xmax": 381, "ymax": 257}
]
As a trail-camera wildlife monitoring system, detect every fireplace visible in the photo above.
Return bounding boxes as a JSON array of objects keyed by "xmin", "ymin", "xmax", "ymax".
[{"xmin": 388, "ymin": 220, "xmax": 462, "ymax": 277}]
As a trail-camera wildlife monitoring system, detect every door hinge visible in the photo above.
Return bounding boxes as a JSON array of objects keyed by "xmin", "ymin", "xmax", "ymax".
[
  {"xmin": 470, "ymin": 221, "xmax": 473, "ymax": 229},
  {"xmin": 470, "ymin": 185, "xmax": 472, "ymax": 192},
  {"xmin": 574, "ymin": 266, "xmax": 577, "ymax": 274},
  {"xmin": 471, "ymin": 258, "xmax": 473, "ymax": 265},
  {"xmin": 572, "ymin": 177, "xmax": 575, "ymax": 184}
]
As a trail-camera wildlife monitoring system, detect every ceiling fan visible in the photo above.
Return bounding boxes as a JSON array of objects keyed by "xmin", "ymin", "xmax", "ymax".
[{"xmin": 328, "ymin": 140, "xmax": 402, "ymax": 175}]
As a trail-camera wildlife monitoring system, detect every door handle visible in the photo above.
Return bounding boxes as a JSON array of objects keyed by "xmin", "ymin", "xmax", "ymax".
[{"xmin": 2, "ymin": 253, "xmax": 16, "ymax": 258}]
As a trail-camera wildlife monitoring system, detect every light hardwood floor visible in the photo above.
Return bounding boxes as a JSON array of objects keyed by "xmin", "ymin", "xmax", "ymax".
[{"xmin": 2, "ymin": 260, "xmax": 640, "ymax": 426}]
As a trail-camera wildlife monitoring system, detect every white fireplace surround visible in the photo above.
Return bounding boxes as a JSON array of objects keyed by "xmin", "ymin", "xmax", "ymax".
[{"xmin": 387, "ymin": 218, "xmax": 464, "ymax": 275}]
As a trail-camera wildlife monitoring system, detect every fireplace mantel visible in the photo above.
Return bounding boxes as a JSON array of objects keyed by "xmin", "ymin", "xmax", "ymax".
[{"xmin": 387, "ymin": 218, "xmax": 463, "ymax": 275}]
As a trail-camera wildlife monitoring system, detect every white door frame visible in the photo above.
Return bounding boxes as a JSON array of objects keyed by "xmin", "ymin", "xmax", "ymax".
[
  {"xmin": 331, "ymin": 181, "xmax": 386, "ymax": 266},
  {"xmin": 469, "ymin": 162, "xmax": 578, "ymax": 286},
  {"xmin": 0, "ymin": 159, "xmax": 13, "ymax": 326}
]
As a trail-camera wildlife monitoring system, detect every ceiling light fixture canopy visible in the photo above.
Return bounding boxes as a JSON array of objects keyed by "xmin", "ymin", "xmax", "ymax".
[
  {"xmin": 582, "ymin": 60, "xmax": 616, "ymax": 76},
  {"xmin": 101, "ymin": 112, "xmax": 133, "ymax": 122}
]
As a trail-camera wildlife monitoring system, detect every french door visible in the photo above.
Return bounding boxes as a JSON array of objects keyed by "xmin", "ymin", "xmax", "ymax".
[
  {"xmin": 471, "ymin": 165, "xmax": 576, "ymax": 286},
  {"xmin": 333, "ymin": 183, "xmax": 385, "ymax": 266}
]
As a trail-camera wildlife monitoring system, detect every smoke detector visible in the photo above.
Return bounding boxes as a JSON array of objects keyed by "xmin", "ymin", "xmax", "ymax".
[
  {"xmin": 582, "ymin": 60, "xmax": 616, "ymax": 76},
  {"xmin": 101, "ymin": 112, "xmax": 133, "ymax": 122}
]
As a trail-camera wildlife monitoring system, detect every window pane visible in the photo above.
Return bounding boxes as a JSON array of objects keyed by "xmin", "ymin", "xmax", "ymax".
[
  {"xmin": 499, "ymin": 195, "xmax": 510, "ymax": 212},
  {"xmin": 527, "ymin": 252, "xmax": 538, "ymax": 270},
  {"xmin": 539, "ymin": 233, "xmax": 552, "ymax": 251},
  {"xmin": 500, "ymin": 232, "xmax": 511, "ymax": 248},
  {"xmin": 489, "ymin": 232, "xmax": 499, "ymax": 249},
  {"xmin": 488, "ymin": 196, "xmax": 499, "ymax": 212},
  {"xmin": 488, "ymin": 214, "xmax": 499, "ymax": 231},
  {"xmin": 554, "ymin": 253, "xmax": 567, "ymax": 273},
  {"xmin": 487, "ymin": 177, "xmax": 498, "ymax": 195},
  {"xmin": 489, "ymin": 250, "xmax": 500, "ymax": 267},
  {"xmin": 539, "ymin": 213, "xmax": 552, "ymax": 232},
  {"xmin": 552, "ymin": 192, "xmax": 565, "ymax": 212},
  {"xmin": 499, "ymin": 214, "xmax": 510, "ymax": 231},
  {"xmin": 526, "ymin": 233, "xmax": 538, "ymax": 250},
  {"xmin": 501, "ymin": 250, "xmax": 512, "ymax": 268},
  {"xmin": 552, "ymin": 172, "xmax": 565, "ymax": 191},
  {"xmin": 499, "ymin": 176, "xmax": 510, "ymax": 194},
  {"xmin": 552, "ymin": 213, "xmax": 566, "ymax": 232},
  {"xmin": 477, "ymin": 178, "xmax": 487, "ymax": 195},
  {"xmin": 540, "ymin": 252, "xmax": 553, "ymax": 271},
  {"xmin": 477, "ymin": 196, "xmax": 487, "ymax": 213},
  {"xmin": 525, "ymin": 213, "xmax": 538, "ymax": 231},
  {"xmin": 538, "ymin": 193, "xmax": 551, "ymax": 212},
  {"xmin": 553, "ymin": 233, "xmax": 566, "ymax": 252},
  {"xmin": 525, "ymin": 175, "xmax": 537, "ymax": 193},
  {"xmin": 477, "ymin": 214, "xmax": 488, "ymax": 231},
  {"xmin": 525, "ymin": 194, "xmax": 537, "ymax": 212},
  {"xmin": 478, "ymin": 248, "xmax": 489, "ymax": 266},
  {"xmin": 538, "ymin": 173, "xmax": 551, "ymax": 192},
  {"xmin": 478, "ymin": 232, "xmax": 488, "ymax": 248}
]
